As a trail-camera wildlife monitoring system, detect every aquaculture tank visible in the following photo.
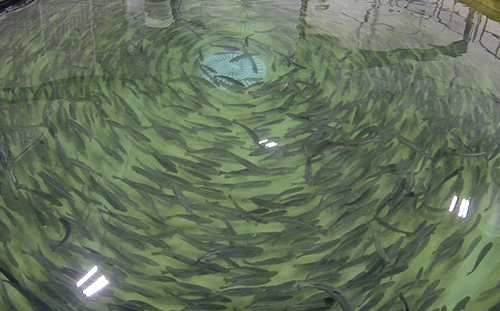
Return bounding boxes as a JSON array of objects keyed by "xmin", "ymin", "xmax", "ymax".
[{"xmin": 1, "ymin": 0, "xmax": 500, "ymax": 310}]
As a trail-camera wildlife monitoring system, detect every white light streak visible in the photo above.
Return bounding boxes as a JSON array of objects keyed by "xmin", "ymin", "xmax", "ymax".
[
  {"xmin": 76, "ymin": 266, "xmax": 98, "ymax": 288},
  {"xmin": 265, "ymin": 141, "xmax": 278, "ymax": 148},
  {"xmin": 258, "ymin": 138, "xmax": 278, "ymax": 149},
  {"xmin": 83, "ymin": 276, "xmax": 109, "ymax": 297},
  {"xmin": 458, "ymin": 198, "xmax": 470, "ymax": 218},
  {"xmin": 448, "ymin": 195, "xmax": 459, "ymax": 212}
]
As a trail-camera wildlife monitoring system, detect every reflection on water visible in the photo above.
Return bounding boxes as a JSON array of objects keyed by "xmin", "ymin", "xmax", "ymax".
[{"xmin": 1, "ymin": 0, "xmax": 500, "ymax": 310}]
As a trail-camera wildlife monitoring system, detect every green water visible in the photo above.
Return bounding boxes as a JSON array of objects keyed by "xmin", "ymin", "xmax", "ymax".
[{"xmin": 1, "ymin": 0, "xmax": 500, "ymax": 310}]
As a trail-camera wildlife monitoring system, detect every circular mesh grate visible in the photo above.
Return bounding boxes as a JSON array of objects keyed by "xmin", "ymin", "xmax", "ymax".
[{"xmin": 201, "ymin": 51, "xmax": 266, "ymax": 89}]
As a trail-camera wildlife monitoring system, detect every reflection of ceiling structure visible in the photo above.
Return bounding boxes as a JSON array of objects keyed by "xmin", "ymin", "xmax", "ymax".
[
  {"xmin": 302, "ymin": 0, "xmax": 500, "ymax": 91},
  {"xmin": 0, "ymin": 0, "xmax": 20, "ymax": 10},
  {"xmin": 459, "ymin": 0, "xmax": 500, "ymax": 23},
  {"xmin": 304, "ymin": 0, "xmax": 473, "ymax": 50},
  {"xmin": 0, "ymin": 0, "xmax": 36, "ymax": 18}
]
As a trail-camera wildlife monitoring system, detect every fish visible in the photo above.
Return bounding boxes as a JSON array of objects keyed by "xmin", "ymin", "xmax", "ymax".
[
  {"xmin": 185, "ymin": 168, "xmax": 212, "ymax": 181},
  {"xmin": 127, "ymin": 251, "xmax": 160, "ymax": 267},
  {"xmin": 229, "ymin": 53, "xmax": 258, "ymax": 73},
  {"xmin": 37, "ymin": 171, "xmax": 72, "ymax": 201},
  {"xmin": 273, "ymin": 216, "xmax": 326, "ymax": 236},
  {"xmin": 243, "ymin": 254, "xmax": 294, "ymax": 266},
  {"xmin": 273, "ymin": 49, "xmax": 296, "ymax": 66},
  {"xmin": 111, "ymin": 300, "xmax": 164, "ymax": 311},
  {"xmin": 0, "ymin": 265, "xmax": 19, "ymax": 285},
  {"xmin": 3, "ymin": 281, "xmax": 55, "ymax": 311},
  {"xmin": 312, "ymin": 136, "xmax": 380, "ymax": 158},
  {"xmin": 51, "ymin": 218, "xmax": 71, "ymax": 251},
  {"xmin": 200, "ymin": 67, "xmax": 222, "ymax": 87},
  {"xmin": 479, "ymin": 281, "xmax": 500, "ymax": 298},
  {"xmin": 373, "ymin": 216, "xmax": 411, "ymax": 236},
  {"xmin": 89, "ymin": 176, "xmax": 128, "ymax": 212},
  {"xmin": 181, "ymin": 70, "xmax": 221, "ymax": 112},
  {"xmin": 95, "ymin": 138, "xmax": 124, "ymax": 163},
  {"xmin": 195, "ymin": 260, "xmax": 231, "ymax": 273},
  {"xmin": 0, "ymin": 218, "xmax": 10, "ymax": 244},
  {"xmin": 210, "ymin": 44, "xmax": 242, "ymax": 51},
  {"xmin": 367, "ymin": 221, "xmax": 392, "ymax": 263},
  {"xmin": 233, "ymin": 119, "xmax": 262, "ymax": 147},
  {"xmin": 219, "ymin": 287, "xmax": 261, "ymax": 297},
  {"xmin": 145, "ymin": 125, "xmax": 187, "ymax": 148},
  {"xmin": 229, "ymin": 53, "xmax": 258, "ymax": 63},
  {"xmin": 53, "ymin": 134, "xmax": 69, "ymax": 169},
  {"xmin": 196, "ymin": 246, "xmax": 263, "ymax": 262},
  {"xmin": 98, "ymin": 208, "xmax": 149, "ymax": 230},
  {"xmin": 250, "ymin": 197, "xmax": 287, "ymax": 209},
  {"xmin": 223, "ymin": 276, "xmax": 272, "ymax": 287},
  {"xmin": 467, "ymin": 242, "xmax": 493, "ymax": 276},
  {"xmin": 107, "ymin": 119, "xmax": 151, "ymax": 143},
  {"xmin": 229, "ymin": 195, "xmax": 269, "ymax": 224},
  {"xmin": 297, "ymin": 284, "xmax": 355, "ymax": 311},
  {"xmin": 359, "ymin": 292, "xmax": 384, "ymax": 311},
  {"xmin": 460, "ymin": 236, "xmax": 482, "ymax": 261},
  {"xmin": 451, "ymin": 297, "xmax": 470, "ymax": 311},
  {"xmin": 218, "ymin": 180, "xmax": 271, "ymax": 190},
  {"xmin": 397, "ymin": 134, "xmax": 432, "ymax": 159},
  {"xmin": 0, "ymin": 282, "xmax": 17, "ymax": 310},
  {"xmin": 244, "ymin": 33, "xmax": 254, "ymax": 46},
  {"xmin": 115, "ymin": 282, "xmax": 163, "ymax": 299},
  {"xmin": 172, "ymin": 184, "xmax": 197, "ymax": 216},
  {"xmin": 188, "ymin": 147, "xmax": 282, "ymax": 175},
  {"xmin": 67, "ymin": 158, "xmax": 101, "ymax": 177},
  {"xmin": 0, "ymin": 149, "xmax": 9, "ymax": 167},
  {"xmin": 427, "ymin": 230, "xmax": 464, "ymax": 274},
  {"xmin": 213, "ymin": 75, "xmax": 246, "ymax": 87},
  {"xmin": 399, "ymin": 293, "xmax": 410, "ymax": 311},
  {"xmin": 113, "ymin": 176, "xmax": 165, "ymax": 196},
  {"xmin": 187, "ymin": 26, "xmax": 203, "ymax": 40},
  {"xmin": 250, "ymin": 81, "xmax": 288, "ymax": 99},
  {"xmin": 304, "ymin": 145, "xmax": 313, "ymax": 186},
  {"xmin": 446, "ymin": 148, "xmax": 487, "ymax": 158}
]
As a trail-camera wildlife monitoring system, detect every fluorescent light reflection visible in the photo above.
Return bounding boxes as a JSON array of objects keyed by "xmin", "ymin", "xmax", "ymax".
[
  {"xmin": 448, "ymin": 195, "xmax": 459, "ymax": 212},
  {"xmin": 82, "ymin": 276, "xmax": 109, "ymax": 297},
  {"xmin": 458, "ymin": 198, "xmax": 470, "ymax": 218},
  {"xmin": 258, "ymin": 138, "xmax": 278, "ymax": 149},
  {"xmin": 76, "ymin": 265, "xmax": 110, "ymax": 298},
  {"xmin": 76, "ymin": 265, "xmax": 98, "ymax": 288}
]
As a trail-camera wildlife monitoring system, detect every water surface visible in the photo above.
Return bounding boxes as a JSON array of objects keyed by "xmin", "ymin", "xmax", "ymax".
[{"xmin": 1, "ymin": 0, "xmax": 500, "ymax": 310}]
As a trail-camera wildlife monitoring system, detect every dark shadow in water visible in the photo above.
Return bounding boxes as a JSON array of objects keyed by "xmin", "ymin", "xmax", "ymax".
[{"xmin": 0, "ymin": 0, "xmax": 36, "ymax": 18}]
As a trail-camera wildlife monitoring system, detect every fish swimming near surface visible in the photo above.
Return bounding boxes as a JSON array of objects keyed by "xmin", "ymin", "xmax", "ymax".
[
  {"xmin": 467, "ymin": 242, "xmax": 493, "ymax": 276},
  {"xmin": 51, "ymin": 218, "xmax": 71, "ymax": 251}
]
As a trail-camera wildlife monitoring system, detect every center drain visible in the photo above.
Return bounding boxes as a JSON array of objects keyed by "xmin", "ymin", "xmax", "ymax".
[{"xmin": 201, "ymin": 51, "xmax": 266, "ymax": 89}]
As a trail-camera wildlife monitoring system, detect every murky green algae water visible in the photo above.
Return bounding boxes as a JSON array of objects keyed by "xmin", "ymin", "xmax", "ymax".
[{"xmin": 1, "ymin": 0, "xmax": 500, "ymax": 310}]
